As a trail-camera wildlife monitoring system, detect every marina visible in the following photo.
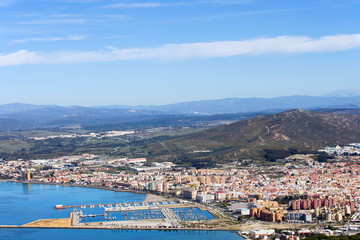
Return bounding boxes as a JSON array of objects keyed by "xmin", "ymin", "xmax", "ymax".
[
  {"xmin": 69, "ymin": 201, "xmax": 217, "ymax": 228},
  {"xmin": 171, "ymin": 208, "xmax": 216, "ymax": 222},
  {"xmin": 55, "ymin": 200, "xmax": 180, "ymax": 210}
]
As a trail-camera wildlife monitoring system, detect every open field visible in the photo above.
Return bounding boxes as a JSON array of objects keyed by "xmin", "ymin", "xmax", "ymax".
[{"xmin": 0, "ymin": 139, "xmax": 31, "ymax": 153}]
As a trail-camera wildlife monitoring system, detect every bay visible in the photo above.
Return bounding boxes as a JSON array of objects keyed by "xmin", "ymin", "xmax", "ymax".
[
  {"xmin": 0, "ymin": 182, "xmax": 144, "ymax": 225},
  {"xmin": 0, "ymin": 182, "xmax": 242, "ymax": 240}
]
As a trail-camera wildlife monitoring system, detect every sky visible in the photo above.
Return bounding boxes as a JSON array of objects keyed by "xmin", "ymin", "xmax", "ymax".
[{"xmin": 1, "ymin": 0, "xmax": 360, "ymax": 106}]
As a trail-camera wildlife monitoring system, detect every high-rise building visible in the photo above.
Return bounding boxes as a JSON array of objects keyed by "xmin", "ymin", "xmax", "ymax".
[{"xmin": 22, "ymin": 171, "xmax": 31, "ymax": 181}]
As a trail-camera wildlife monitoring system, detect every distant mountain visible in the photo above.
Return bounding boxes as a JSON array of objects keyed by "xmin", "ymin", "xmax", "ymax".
[
  {"xmin": 0, "ymin": 103, "xmax": 53, "ymax": 115},
  {"xmin": 0, "ymin": 105, "xmax": 176, "ymax": 130},
  {"xmin": 148, "ymin": 109, "xmax": 360, "ymax": 163},
  {"xmin": 144, "ymin": 95, "xmax": 360, "ymax": 114},
  {"xmin": 1, "ymin": 94, "xmax": 360, "ymax": 131},
  {"xmin": 96, "ymin": 95, "xmax": 360, "ymax": 115},
  {"xmin": 0, "ymin": 117, "xmax": 34, "ymax": 131}
]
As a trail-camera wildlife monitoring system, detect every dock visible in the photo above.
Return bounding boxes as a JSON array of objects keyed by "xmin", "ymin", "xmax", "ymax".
[{"xmin": 55, "ymin": 200, "xmax": 182, "ymax": 211}]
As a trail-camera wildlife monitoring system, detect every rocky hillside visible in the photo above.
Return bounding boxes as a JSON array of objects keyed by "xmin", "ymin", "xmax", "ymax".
[{"xmin": 148, "ymin": 109, "xmax": 360, "ymax": 163}]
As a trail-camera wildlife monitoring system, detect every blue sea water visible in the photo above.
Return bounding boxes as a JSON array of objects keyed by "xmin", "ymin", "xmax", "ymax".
[
  {"xmin": 171, "ymin": 207, "xmax": 216, "ymax": 221},
  {"xmin": 0, "ymin": 229, "xmax": 241, "ymax": 240},
  {"xmin": 82, "ymin": 209, "xmax": 166, "ymax": 223},
  {"xmin": 0, "ymin": 182, "xmax": 144, "ymax": 225},
  {"xmin": 0, "ymin": 182, "xmax": 242, "ymax": 240}
]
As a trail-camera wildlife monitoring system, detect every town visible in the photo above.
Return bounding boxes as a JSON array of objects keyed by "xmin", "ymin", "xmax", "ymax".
[{"xmin": 2, "ymin": 143, "xmax": 360, "ymax": 239}]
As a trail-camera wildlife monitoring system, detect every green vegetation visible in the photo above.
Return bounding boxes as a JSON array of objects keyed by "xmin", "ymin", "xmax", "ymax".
[
  {"xmin": 274, "ymin": 195, "xmax": 306, "ymax": 204},
  {"xmin": 1, "ymin": 110, "xmax": 360, "ymax": 169},
  {"xmin": 140, "ymin": 109, "xmax": 360, "ymax": 166},
  {"xmin": 263, "ymin": 148, "xmax": 298, "ymax": 162},
  {"xmin": 305, "ymin": 234, "xmax": 360, "ymax": 240},
  {"xmin": 0, "ymin": 139, "xmax": 31, "ymax": 153},
  {"xmin": 217, "ymin": 202, "xmax": 231, "ymax": 208}
]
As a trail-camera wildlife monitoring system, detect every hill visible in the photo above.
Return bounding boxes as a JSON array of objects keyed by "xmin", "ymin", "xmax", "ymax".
[{"xmin": 147, "ymin": 109, "xmax": 360, "ymax": 165}]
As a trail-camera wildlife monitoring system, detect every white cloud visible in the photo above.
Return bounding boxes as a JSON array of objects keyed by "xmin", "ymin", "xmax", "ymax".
[
  {"xmin": 1, "ymin": 33, "xmax": 360, "ymax": 67},
  {"xmin": 11, "ymin": 35, "xmax": 86, "ymax": 44}
]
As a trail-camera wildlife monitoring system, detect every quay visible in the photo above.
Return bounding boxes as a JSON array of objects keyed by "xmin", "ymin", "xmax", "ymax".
[
  {"xmin": 55, "ymin": 200, "xmax": 183, "ymax": 210},
  {"xmin": 0, "ymin": 224, "xmax": 238, "ymax": 232}
]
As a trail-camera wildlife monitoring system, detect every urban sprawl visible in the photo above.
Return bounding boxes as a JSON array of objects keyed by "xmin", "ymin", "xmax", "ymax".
[{"xmin": 2, "ymin": 143, "xmax": 360, "ymax": 239}]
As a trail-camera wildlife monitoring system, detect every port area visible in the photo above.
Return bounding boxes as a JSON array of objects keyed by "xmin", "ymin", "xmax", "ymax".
[
  {"xmin": 0, "ymin": 199, "xmax": 314, "ymax": 231},
  {"xmin": 0, "ymin": 219, "xmax": 315, "ymax": 233},
  {"xmin": 22, "ymin": 218, "xmax": 72, "ymax": 228},
  {"xmin": 68, "ymin": 200, "xmax": 223, "ymax": 229},
  {"xmin": 0, "ymin": 200, "xmax": 239, "ymax": 230}
]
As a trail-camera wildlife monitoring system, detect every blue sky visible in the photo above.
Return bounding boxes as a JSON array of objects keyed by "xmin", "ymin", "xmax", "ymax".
[{"xmin": 1, "ymin": 0, "xmax": 360, "ymax": 106}]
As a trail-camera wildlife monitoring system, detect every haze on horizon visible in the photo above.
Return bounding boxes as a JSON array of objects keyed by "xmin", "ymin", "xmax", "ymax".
[{"xmin": 1, "ymin": 0, "xmax": 360, "ymax": 106}]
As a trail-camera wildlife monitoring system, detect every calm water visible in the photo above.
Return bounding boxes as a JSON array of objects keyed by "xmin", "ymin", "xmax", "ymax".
[
  {"xmin": 0, "ymin": 229, "xmax": 241, "ymax": 240},
  {"xmin": 0, "ymin": 182, "xmax": 145, "ymax": 225},
  {"xmin": 0, "ymin": 182, "xmax": 242, "ymax": 240}
]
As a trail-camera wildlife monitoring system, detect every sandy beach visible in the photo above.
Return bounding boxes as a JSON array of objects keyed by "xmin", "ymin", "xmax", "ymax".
[{"xmin": 143, "ymin": 193, "xmax": 167, "ymax": 202}]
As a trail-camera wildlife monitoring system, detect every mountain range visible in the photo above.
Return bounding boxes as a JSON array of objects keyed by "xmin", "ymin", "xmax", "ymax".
[{"xmin": 1, "ymin": 92, "xmax": 360, "ymax": 131}]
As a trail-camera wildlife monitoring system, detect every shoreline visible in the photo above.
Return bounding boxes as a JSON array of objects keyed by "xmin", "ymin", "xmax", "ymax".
[
  {"xmin": 5, "ymin": 179, "xmax": 146, "ymax": 195},
  {"xmin": 0, "ymin": 180, "xmax": 313, "ymax": 233},
  {"xmin": 0, "ymin": 179, "xmax": 299, "ymax": 236},
  {"xmin": 0, "ymin": 180, "xmax": 244, "ymax": 233},
  {"xmin": 3, "ymin": 179, "xmax": 166, "ymax": 203}
]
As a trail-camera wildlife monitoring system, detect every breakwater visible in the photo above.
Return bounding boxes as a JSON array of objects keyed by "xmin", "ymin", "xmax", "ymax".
[{"xmin": 0, "ymin": 224, "xmax": 235, "ymax": 231}]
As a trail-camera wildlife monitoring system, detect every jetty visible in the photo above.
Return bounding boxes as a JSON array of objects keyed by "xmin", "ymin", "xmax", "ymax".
[{"xmin": 55, "ymin": 200, "xmax": 182, "ymax": 211}]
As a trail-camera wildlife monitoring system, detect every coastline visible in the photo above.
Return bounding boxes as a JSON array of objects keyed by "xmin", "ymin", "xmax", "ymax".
[
  {"xmin": 0, "ymin": 180, "xmax": 240, "ymax": 232},
  {"xmin": 3, "ymin": 179, "xmax": 166, "ymax": 202},
  {"xmin": 5, "ymin": 179, "xmax": 146, "ymax": 195},
  {"xmin": 0, "ymin": 180, "xmax": 313, "ymax": 234},
  {"xmin": 0, "ymin": 179, "xmax": 313, "ymax": 232}
]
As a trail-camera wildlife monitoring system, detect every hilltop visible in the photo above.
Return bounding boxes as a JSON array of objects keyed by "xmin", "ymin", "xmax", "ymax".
[{"xmin": 147, "ymin": 109, "xmax": 360, "ymax": 165}]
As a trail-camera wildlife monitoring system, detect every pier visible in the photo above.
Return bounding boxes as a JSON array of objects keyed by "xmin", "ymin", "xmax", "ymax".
[
  {"xmin": 55, "ymin": 200, "xmax": 181, "ymax": 211},
  {"xmin": 161, "ymin": 208, "xmax": 181, "ymax": 228}
]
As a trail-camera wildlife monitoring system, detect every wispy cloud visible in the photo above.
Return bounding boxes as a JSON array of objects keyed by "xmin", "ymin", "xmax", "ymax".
[
  {"xmin": 0, "ymin": 0, "xmax": 13, "ymax": 6},
  {"xmin": 102, "ymin": 35, "xmax": 132, "ymax": 39},
  {"xmin": 49, "ymin": 14, "xmax": 83, "ymax": 18},
  {"xmin": 167, "ymin": 8, "xmax": 308, "ymax": 23},
  {"xmin": 2, "ymin": 33, "xmax": 360, "ymax": 67},
  {"xmin": 19, "ymin": 18, "xmax": 87, "ymax": 24},
  {"xmin": 197, "ymin": 0, "xmax": 254, "ymax": 4},
  {"xmin": 105, "ymin": 0, "xmax": 251, "ymax": 8},
  {"xmin": 11, "ymin": 35, "xmax": 86, "ymax": 44},
  {"xmin": 106, "ymin": 2, "xmax": 175, "ymax": 8}
]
